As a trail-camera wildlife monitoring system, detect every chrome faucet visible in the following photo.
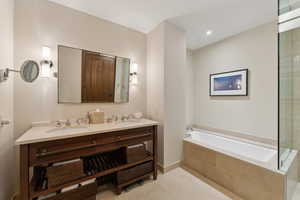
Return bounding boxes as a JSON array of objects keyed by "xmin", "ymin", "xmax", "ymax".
[
  {"xmin": 121, "ymin": 114, "xmax": 130, "ymax": 121},
  {"xmin": 112, "ymin": 115, "xmax": 119, "ymax": 122},
  {"xmin": 65, "ymin": 119, "xmax": 71, "ymax": 127},
  {"xmin": 54, "ymin": 120, "xmax": 63, "ymax": 128},
  {"xmin": 54, "ymin": 119, "xmax": 71, "ymax": 128},
  {"xmin": 186, "ymin": 126, "xmax": 193, "ymax": 131},
  {"xmin": 76, "ymin": 117, "xmax": 89, "ymax": 126}
]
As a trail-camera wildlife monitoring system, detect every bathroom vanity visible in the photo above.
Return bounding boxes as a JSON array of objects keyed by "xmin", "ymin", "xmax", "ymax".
[{"xmin": 16, "ymin": 119, "xmax": 158, "ymax": 200}]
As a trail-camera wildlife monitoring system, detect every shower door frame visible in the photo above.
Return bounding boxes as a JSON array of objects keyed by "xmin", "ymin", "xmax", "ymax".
[{"xmin": 278, "ymin": 5, "xmax": 300, "ymax": 170}]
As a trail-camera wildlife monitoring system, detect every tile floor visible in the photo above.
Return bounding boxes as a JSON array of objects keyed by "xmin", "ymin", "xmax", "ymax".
[{"xmin": 96, "ymin": 168, "xmax": 243, "ymax": 200}]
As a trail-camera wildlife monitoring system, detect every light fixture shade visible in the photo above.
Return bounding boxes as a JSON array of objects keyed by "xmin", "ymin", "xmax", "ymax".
[
  {"xmin": 206, "ymin": 30, "xmax": 213, "ymax": 36},
  {"xmin": 131, "ymin": 75, "xmax": 138, "ymax": 85},
  {"xmin": 40, "ymin": 46, "xmax": 53, "ymax": 78},
  {"xmin": 40, "ymin": 63, "xmax": 51, "ymax": 78},
  {"xmin": 130, "ymin": 62, "xmax": 138, "ymax": 85},
  {"xmin": 131, "ymin": 63, "xmax": 138, "ymax": 74},
  {"xmin": 42, "ymin": 46, "xmax": 51, "ymax": 60}
]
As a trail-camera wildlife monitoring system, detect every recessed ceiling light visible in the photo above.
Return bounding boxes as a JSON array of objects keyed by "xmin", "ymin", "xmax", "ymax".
[{"xmin": 206, "ymin": 30, "xmax": 213, "ymax": 36}]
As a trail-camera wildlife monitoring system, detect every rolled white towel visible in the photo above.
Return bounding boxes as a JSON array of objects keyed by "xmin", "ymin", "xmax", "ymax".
[
  {"xmin": 61, "ymin": 184, "xmax": 80, "ymax": 192},
  {"xmin": 37, "ymin": 193, "xmax": 56, "ymax": 200},
  {"xmin": 80, "ymin": 178, "xmax": 96, "ymax": 186},
  {"xmin": 53, "ymin": 159, "xmax": 81, "ymax": 166},
  {"xmin": 60, "ymin": 178, "xmax": 96, "ymax": 193}
]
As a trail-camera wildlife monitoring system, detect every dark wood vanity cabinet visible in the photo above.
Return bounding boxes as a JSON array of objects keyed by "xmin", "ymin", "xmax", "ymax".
[
  {"xmin": 19, "ymin": 125, "xmax": 158, "ymax": 200},
  {"xmin": 82, "ymin": 50, "xmax": 116, "ymax": 103}
]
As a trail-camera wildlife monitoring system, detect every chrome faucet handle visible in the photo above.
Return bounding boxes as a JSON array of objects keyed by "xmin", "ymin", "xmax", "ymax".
[
  {"xmin": 76, "ymin": 118, "xmax": 81, "ymax": 126},
  {"xmin": 128, "ymin": 114, "xmax": 135, "ymax": 119},
  {"xmin": 112, "ymin": 115, "xmax": 119, "ymax": 122},
  {"xmin": 76, "ymin": 117, "xmax": 89, "ymax": 126},
  {"xmin": 0, "ymin": 120, "xmax": 10, "ymax": 127},
  {"xmin": 186, "ymin": 126, "xmax": 193, "ymax": 131},
  {"xmin": 106, "ymin": 116, "xmax": 113, "ymax": 123},
  {"xmin": 0, "ymin": 116, "xmax": 10, "ymax": 127},
  {"xmin": 121, "ymin": 115, "xmax": 129, "ymax": 121},
  {"xmin": 65, "ymin": 119, "xmax": 71, "ymax": 127},
  {"xmin": 54, "ymin": 120, "xmax": 63, "ymax": 128}
]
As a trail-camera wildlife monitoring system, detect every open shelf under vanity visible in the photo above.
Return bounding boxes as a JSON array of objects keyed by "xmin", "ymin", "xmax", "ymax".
[{"xmin": 30, "ymin": 154, "xmax": 153, "ymax": 198}]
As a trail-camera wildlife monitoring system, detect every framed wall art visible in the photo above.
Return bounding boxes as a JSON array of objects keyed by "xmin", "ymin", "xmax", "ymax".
[{"xmin": 210, "ymin": 69, "xmax": 248, "ymax": 96}]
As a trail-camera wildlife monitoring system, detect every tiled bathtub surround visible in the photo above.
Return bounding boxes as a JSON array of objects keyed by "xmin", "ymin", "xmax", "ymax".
[{"xmin": 182, "ymin": 141, "xmax": 285, "ymax": 200}]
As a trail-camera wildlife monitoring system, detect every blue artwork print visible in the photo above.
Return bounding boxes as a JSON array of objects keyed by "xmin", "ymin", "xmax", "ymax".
[{"xmin": 214, "ymin": 74, "xmax": 242, "ymax": 91}]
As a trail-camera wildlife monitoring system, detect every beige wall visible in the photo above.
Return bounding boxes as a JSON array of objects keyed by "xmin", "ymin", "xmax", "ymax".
[
  {"xmin": 14, "ymin": 0, "xmax": 147, "ymax": 138},
  {"xmin": 0, "ymin": 0, "xmax": 15, "ymax": 199},
  {"xmin": 164, "ymin": 22, "xmax": 186, "ymax": 166},
  {"xmin": 147, "ymin": 22, "xmax": 186, "ymax": 167},
  {"xmin": 186, "ymin": 49, "xmax": 194, "ymax": 127},
  {"xmin": 192, "ymin": 22, "xmax": 278, "ymax": 140},
  {"xmin": 147, "ymin": 23, "xmax": 165, "ymax": 165}
]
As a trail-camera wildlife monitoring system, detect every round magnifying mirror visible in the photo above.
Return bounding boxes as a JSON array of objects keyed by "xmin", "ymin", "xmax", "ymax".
[{"xmin": 20, "ymin": 60, "xmax": 40, "ymax": 83}]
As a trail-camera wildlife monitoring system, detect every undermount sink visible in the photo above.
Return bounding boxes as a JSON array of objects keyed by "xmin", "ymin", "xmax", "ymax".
[
  {"xmin": 46, "ymin": 120, "xmax": 143, "ymax": 134},
  {"xmin": 46, "ymin": 126, "xmax": 89, "ymax": 134},
  {"xmin": 115, "ymin": 119, "xmax": 142, "ymax": 124}
]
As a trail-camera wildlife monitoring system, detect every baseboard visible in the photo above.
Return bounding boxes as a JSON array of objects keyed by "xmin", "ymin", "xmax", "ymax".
[
  {"xmin": 157, "ymin": 162, "xmax": 164, "ymax": 173},
  {"xmin": 157, "ymin": 161, "xmax": 181, "ymax": 173}
]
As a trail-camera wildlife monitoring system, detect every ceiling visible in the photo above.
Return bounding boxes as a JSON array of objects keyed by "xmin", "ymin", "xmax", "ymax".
[{"xmin": 48, "ymin": 0, "xmax": 277, "ymax": 49}]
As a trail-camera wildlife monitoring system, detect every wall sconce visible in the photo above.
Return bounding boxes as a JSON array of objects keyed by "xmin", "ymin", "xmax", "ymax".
[
  {"xmin": 40, "ymin": 46, "xmax": 54, "ymax": 78},
  {"xmin": 130, "ymin": 63, "xmax": 138, "ymax": 85}
]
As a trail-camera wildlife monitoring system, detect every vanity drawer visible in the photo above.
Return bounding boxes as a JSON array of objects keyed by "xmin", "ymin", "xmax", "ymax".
[
  {"xmin": 94, "ymin": 126, "xmax": 153, "ymax": 144},
  {"xmin": 92, "ymin": 127, "xmax": 153, "ymax": 149},
  {"xmin": 29, "ymin": 135, "xmax": 97, "ymax": 166},
  {"xmin": 47, "ymin": 160, "xmax": 85, "ymax": 188},
  {"xmin": 117, "ymin": 161, "xmax": 153, "ymax": 184},
  {"xmin": 115, "ymin": 126, "xmax": 153, "ymax": 141}
]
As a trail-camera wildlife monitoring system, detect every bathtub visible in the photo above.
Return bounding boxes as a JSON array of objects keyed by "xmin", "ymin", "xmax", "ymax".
[
  {"xmin": 182, "ymin": 129, "xmax": 287, "ymax": 200},
  {"xmin": 184, "ymin": 130, "xmax": 277, "ymax": 171}
]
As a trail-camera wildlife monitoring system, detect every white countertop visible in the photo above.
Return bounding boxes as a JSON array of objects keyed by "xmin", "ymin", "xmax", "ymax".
[{"xmin": 15, "ymin": 119, "xmax": 159, "ymax": 145}]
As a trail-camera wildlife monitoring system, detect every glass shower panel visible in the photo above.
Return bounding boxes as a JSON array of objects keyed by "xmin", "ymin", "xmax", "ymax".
[
  {"xmin": 279, "ymin": 18, "xmax": 300, "ymax": 169},
  {"xmin": 279, "ymin": 29, "xmax": 294, "ymax": 168},
  {"xmin": 280, "ymin": 0, "xmax": 300, "ymax": 14}
]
